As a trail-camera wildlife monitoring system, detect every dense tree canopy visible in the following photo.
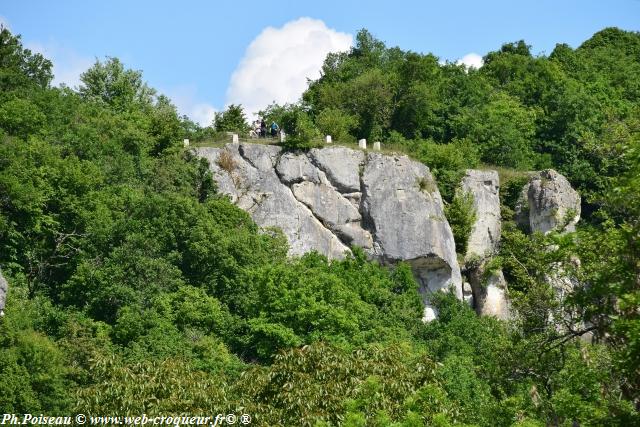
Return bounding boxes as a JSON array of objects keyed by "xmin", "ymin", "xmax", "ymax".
[{"xmin": 0, "ymin": 26, "xmax": 639, "ymax": 425}]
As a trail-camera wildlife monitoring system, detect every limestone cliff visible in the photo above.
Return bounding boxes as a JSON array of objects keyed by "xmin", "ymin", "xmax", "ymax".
[{"xmin": 196, "ymin": 143, "xmax": 462, "ymax": 320}]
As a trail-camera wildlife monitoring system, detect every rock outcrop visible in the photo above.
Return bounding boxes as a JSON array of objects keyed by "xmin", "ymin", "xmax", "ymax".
[
  {"xmin": 461, "ymin": 170, "xmax": 501, "ymax": 260},
  {"xmin": 0, "ymin": 269, "xmax": 7, "ymax": 316},
  {"xmin": 196, "ymin": 143, "xmax": 462, "ymax": 321},
  {"xmin": 515, "ymin": 169, "xmax": 581, "ymax": 234},
  {"xmin": 361, "ymin": 153, "xmax": 462, "ymax": 320},
  {"xmin": 460, "ymin": 170, "xmax": 510, "ymax": 320}
]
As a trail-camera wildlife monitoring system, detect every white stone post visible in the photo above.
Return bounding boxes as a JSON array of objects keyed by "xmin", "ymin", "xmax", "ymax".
[
  {"xmin": 183, "ymin": 138, "xmax": 189, "ymax": 147},
  {"xmin": 232, "ymin": 133, "xmax": 239, "ymax": 143},
  {"xmin": 373, "ymin": 141, "xmax": 381, "ymax": 151},
  {"xmin": 325, "ymin": 135, "xmax": 332, "ymax": 143},
  {"xmin": 280, "ymin": 131, "xmax": 286, "ymax": 143},
  {"xmin": 358, "ymin": 139, "xmax": 367, "ymax": 149}
]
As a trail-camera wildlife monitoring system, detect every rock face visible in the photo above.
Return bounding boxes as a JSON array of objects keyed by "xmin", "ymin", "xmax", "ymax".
[
  {"xmin": 361, "ymin": 153, "xmax": 462, "ymax": 320},
  {"xmin": 0, "ymin": 269, "xmax": 7, "ymax": 315},
  {"xmin": 516, "ymin": 169, "xmax": 581, "ymax": 234},
  {"xmin": 460, "ymin": 170, "xmax": 510, "ymax": 320},
  {"xmin": 461, "ymin": 170, "xmax": 501, "ymax": 260},
  {"xmin": 196, "ymin": 143, "xmax": 462, "ymax": 321},
  {"xmin": 197, "ymin": 144, "xmax": 348, "ymax": 260}
]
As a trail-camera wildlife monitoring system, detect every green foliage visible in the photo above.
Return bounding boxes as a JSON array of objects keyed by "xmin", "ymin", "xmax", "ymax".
[
  {"xmin": 79, "ymin": 57, "xmax": 156, "ymax": 112},
  {"xmin": 278, "ymin": 104, "xmax": 321, "ymax": 149},
  {"xmin": 412, "ymin": 138, "xmax": 480, "ymax": 202},
  {"xmin": 0, "ymin": 27, "xmax": 52, "ymax": 91},
  {"xmin": 445, "ymin": 190, "xmax": 477, "ymax": 255},
  {"xmin": 213, "ymin": 104, "xmax": 249, "ymax": 134},
  {"xmin": 0, "ymin": 25, "xmax": 639, "ymax": 424},
  {"xmin": 315, "ymin": 107, "xmax": 358, "ymax": 143},
  {"xmin": 454, "ymin": 91, "xmax": 538, "ymax": 169}
]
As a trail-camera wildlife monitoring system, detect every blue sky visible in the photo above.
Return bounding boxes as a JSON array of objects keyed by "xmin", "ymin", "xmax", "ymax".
[{"xmin": 2, "ymin": 0, "xmax": 639, "ymax": 124}]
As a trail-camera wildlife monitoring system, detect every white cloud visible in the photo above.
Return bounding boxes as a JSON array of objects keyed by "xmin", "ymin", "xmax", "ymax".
[
  {"xmin": 456, "ymin": 53, "xmax": 483, "ymax": 69},
  {"xmin": 226, "ymin": 17, "xmax": 352, "ymax": 118},
  {"xmin": 163, "ymin": 85, "xmax": 217, "ymax": 127},
  {"xmin": 25, "ymin": 41, "xmax": 93, "ymax": 88}
]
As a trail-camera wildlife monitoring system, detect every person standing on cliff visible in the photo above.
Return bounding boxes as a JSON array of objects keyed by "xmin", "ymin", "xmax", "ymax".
[
  {"xmin": 260, "ymin": 119, "xmax": 266, "ymax": 138},
  {"xmin": 270, "ymin": 121, "xmax": 279, "ymax": 138}
]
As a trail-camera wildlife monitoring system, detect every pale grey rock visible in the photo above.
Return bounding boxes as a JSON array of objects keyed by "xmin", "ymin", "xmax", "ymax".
[
  {"xmin": 528, "ymin": 170, "xmax": 581, "ymax": 234},
  {"xmin": 195, "ymin": 146, "xmax": 242, "ymax": 203},
  {"xmin": 515, "ymin": 170, "xmax": 581, "ymax": 235},
  {"xmin": 292, "ymin": 181, "xmax": 361, "ymax": 228},
  {"xmin": 334, "ymin": 223, "xmax": 373, "ymax": 249},
  {"xmin": 478, "ymin": 270, "xmax": 510, "ymax": 320},
  {"xmin": 461, "ymin": 170, "xmax": 501, "ymax": 260},
  {"xmin": 195, "ymin": 145, "xmax": 349, "ymax": 260},
  {"xmin": 238, "ymin": 143, "xmax": 281, "ymax": 171},
  {"xmin": 276, "ymin": 152, "xmax": 321, "ymax": 184},
  {"xmin": 462, "ymin": 282, "xmax": 474, "ymax": 306},
  {"xmin": 361, "ymin": 152, "xmax": 462, "ymax": 320},
  {"xmin": 343, "ymin": 192, "xmax": 362, "ymax": 209},
  {"xmin": 468, "ymin": 264, "xmax": 510, "ymax": 320},
  {"xmin": 309, "ymin": 146, "xmax": 364, "ymax": 193},
  {"xmin": 0, "ymin": 269, "xmax": 7, "ymax": 315}
]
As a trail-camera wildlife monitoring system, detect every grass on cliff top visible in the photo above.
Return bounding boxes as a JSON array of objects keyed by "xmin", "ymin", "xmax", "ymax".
[{"xmin": 193, "ymin": 135, "xmax": 418, "ymax": 158}]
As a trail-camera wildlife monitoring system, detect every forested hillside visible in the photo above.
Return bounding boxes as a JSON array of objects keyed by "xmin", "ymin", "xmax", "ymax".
[{"xmin": 0, "ymin": 25, "xmax": 639, "ymax": 425}]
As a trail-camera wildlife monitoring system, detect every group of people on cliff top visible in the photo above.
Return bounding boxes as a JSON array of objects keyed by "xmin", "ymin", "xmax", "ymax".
[{"xmin": 252, "ymin": 118, "xmax": 279, "ymax": 138}]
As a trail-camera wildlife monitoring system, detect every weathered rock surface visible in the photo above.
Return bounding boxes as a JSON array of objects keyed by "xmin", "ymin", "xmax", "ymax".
[
  {"xmin": 196, "ymin": 143, "xmax": 463, "ymax": 321},
  {"xmin": 461, "ymin": 170, "xmax": 501, "ymax": 260},
  {"xmin": 461, "ymin": 169, "xmax": 510, "ymax": 320},
  {"xmin": 197, "ymin": 144, "xmax": 348, "ymax": 260},
  {"xmin": 309, "ymin": 146, "xmax": 364, "ymax": 193},
  {"xmin": 276, "ymin": 152, "xmax": 321, "ymax": 184},
  {"xmin": 334, "ymin": 223, "xmax": 373, "ymax": 249},
  {"xmin": 516, "ymin": 169, "xmax": 581, "ymax": 234},
  {"xmin": 472, "ymin": 268, "xmax": 510, "ymax": 320},
  {"xmin": 292, "ymin": 181, "xmax": 361, "ymax": 228},
  {"xmin": 361, "ymin": 152, "xmax": 462, "ymax": 320},
  {"xmin": 0, "ymin": 269, "xmax": 7, "ymax": 315}
]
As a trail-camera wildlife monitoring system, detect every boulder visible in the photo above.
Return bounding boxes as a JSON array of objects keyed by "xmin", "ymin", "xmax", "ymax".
[
  {"xmin": 309, "ymin": 146, "xmax": 364, "ymax": 193},
  {"xmin": 361, "ymin": 152, "xmax": 462, "ymax": 320},
  {"xmin": 461, "ymin": 170, "xmax": 501, "ymax": 260},
  {"xmin": 516, "ymin": 169, "xmax": 581, "ymax": 234},
  {"xmin": 0, "ymin": 269, "xmax": 7, "ymax": 315}
]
